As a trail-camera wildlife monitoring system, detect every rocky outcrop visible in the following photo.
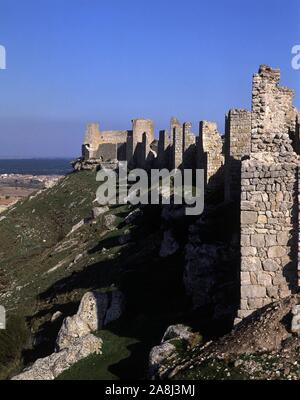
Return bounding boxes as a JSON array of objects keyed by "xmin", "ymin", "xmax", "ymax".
[
  {"xmin": 149, "ymin": 324, "xmax": 201, "ymax": 380},
  {"xmin": 92, "ymin": 206, "xmax": 109, "ymax": 219},
  {"xmin": 12, "ymin": 334, "xmax": 102, "ymax": 381},
  {"xmin": 12, "ymin": 290, "xmax": 124, "ymax": 380},
  {"xmin": 103, "ymin": 214, "xmax": 118, "ymax": 231},
  {"xmin": 162, "ymin": 324, "xmax": 194, "ymax": 343},
  {"xmin": 74, "ymin": 290, "xmax": 125, "ymax": 332},
  {"xmin": 291, "ymin": 305, "xmax": 300, "ymax": 336},
  {"xmin": 149, "ymin": 342, "xmax": 176, "ymax": 380},
  {"xmin": 167, "ymin": 295, "xmax": 300, "ymax": 380}
]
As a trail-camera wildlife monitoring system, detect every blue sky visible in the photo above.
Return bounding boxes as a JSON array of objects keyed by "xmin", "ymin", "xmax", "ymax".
[{"xmin": 0, "ymin": 0, "xmax": 299, "ymax": 158}]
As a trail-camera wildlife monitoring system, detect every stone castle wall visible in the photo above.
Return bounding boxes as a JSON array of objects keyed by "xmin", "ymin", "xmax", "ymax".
[
  {"xmin": 79, "ymin": 64, "xmax": 300, "ymax": 324},
  {"xmin": 237, "ymin": 65, "xmax": 300, "ymax": 323},
  {"xmin": 225, "ymin": 110, "xmax": 252, "ymax": 201},
  {"xmin": 183, "ymin": 122, "xmax": 196, "ymax": 170},
  {"xmin": 198, "ymin": 121, "xmax": 224, "ymax": 187},
  {"xmin": 132, "ymin": 119, "xmax": 154, "ymax": 165},
  {"xmin": 157, "ymin": 130, "xmax": 170, "ymax": 169},
  {"xmin": 251, "ymin": 65, "xmax": 296, "ymax": 153},
  {"xmin": 172, "ymin": 122, "xmax": 184, "ymax": 169}
]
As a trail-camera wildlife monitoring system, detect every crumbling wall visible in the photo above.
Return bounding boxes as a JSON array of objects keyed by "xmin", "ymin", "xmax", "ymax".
[
  {"xmin": 198, "ymin": 121, "xmax": 224, "ymax": 187},
  {"xmin": 82, "ymin": 123, "xmax": 101, "ymax": 159},
  {"xmin": 294, "ymin": 114, "xmax": 300, "ymax": 155},
  {"xmin": 132, "ymin": 119, "xmax": 154, "ymax": 166},
  {"xmin": 225, "ymin": 110, "xmax": 252, "ymax": 201},
  {"xmin": 99, "ymin": 130, "xmax": 128, "ymax": 145},
  {"xmin": 95, "ymin": 143, "xmax": 118, "ymax": 161},
  {"xmin": 252, "ymin": 65, "xmax": 297, "ymax": 153},
  {"xmin": 172, "ymin": 122, "xmax": 183, "ymax": 169},
  {"xmin": 183, "ymin": 122, "xmax": 196, "ymax": 169},
  {"xmin": 157, "ymin": 130, "xmax": 170, "ymax": 169},
  {"xmin": 237, "ymin": 65, "xmax": 300, "ymax": 323}
]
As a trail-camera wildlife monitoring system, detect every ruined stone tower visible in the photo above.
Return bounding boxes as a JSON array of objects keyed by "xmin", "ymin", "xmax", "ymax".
[
  {"xmin": 237, "ymin": 65, "xmax": 300, "ymax": 322},
  {"xmin": 82, "ymin": 123, "xmax": 101, "ymax": 159},
  {"xmin": 225, "ymin": 109, "xmax": 252, "ymax": 201},
  {"xmin": 198, "ymin": 121, "xmax": 224, "ymax": 187}
]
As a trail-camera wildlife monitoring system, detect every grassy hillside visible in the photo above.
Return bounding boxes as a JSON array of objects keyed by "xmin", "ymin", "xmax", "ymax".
[{"xmin": 0, "ymin": 170, "xmax": 189, "ymax": 380}]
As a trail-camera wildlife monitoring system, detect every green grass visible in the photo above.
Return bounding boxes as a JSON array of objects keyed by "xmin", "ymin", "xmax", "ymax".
[
  {"xmin": 0, "ymin": 170, "xmax": 190, "ymax": 380},
  {"xmin": 0, "ymin": 314, "xmax": 30, "ymax": 380},
  {"xmin": 57, "ymin": 330, "xmax": 140, "ymax": 380}
]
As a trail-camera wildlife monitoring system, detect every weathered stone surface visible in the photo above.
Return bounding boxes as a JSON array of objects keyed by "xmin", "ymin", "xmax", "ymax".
[
  {"xmin": 92, "ymin": 206, "xmax": 109, "ymax": 219},
  {"xmin": 238, "ymin": 65, "xmax": 299, "ymax": 321},
  {"xmin": 162, "ymin": 325, "xmax": 194, "ymax": 343},
  {"xmin": 149, "ymin": 342, "xmax": 176, "ymax": 379},
  {"xmin": 12, "ymin": 334, "xmax": 102, "ymax": 381},
  {"xmin": 291, "ymin": 305, "xmax": 300, "ymax": 336},
  {"xmin": 263, "ymin": 259, "xmax": 280, "ymax": 272},
  {"xmin": 103, "ymin": 214, "xmax": 118, "ymax": 230},
  {"xmin": 241, "ymin": 211, "xmax": 258, "ymax": 225},
  {"xmin": 56, "ymin": 315, "xmax": 90, "ymax": 350},
  {"xmin": 251, "ymin": 234, "xmax": 265, "ymax": 247},
  {"xmin": 76, "ymin": 291, "xmax": 125, "ymax": 332},
  {"xmin": 241, "ymin": 285, "xmax": 266, "ymax": 299},
  {"xmin": 11, "ymin": 290, "xmax": 126, "ymax": 380},
  {"xmin": 268, "ymin": 246, "xmax": 286, "ymax": 258},
  {"xmin": 51, "ymin": 311, "xmax": 63, "ymax": 323}
]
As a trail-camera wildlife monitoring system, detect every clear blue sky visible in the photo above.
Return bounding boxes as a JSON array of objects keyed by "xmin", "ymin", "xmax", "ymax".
[{"xmin": 0, "ymin": 0, "xmax": 299, "ymax": 158}]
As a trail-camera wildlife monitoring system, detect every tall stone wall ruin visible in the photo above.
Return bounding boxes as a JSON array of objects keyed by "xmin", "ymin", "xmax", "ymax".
[
  {"xmin": 183, "ymin": 122, "xmax": 196, "ymax": 169},
  {"xmin": 198, "ymin": 121, "xmax": 224, "ymax": 187},
  {"xmin": 157, "ymin": 130, "xmax": 170, "ymax": 169},
  {"xmin": 172, "ymin": 121, "xmax": 184, "ymax": 169},
  {"xmin": 225, "ymin": 109, "xmax": 252, "ymax": 201},
  {"xmin": 237, "ymin": 66, "xmax": 300, "ymax": 323}
]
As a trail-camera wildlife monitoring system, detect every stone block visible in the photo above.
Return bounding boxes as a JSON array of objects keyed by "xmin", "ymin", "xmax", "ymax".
[
  {"xmin": 265, "ymin": 234, "xmax": 277, "ymax": 247},
  {"xmin": 241, "ymin": 272, "xmax": 251, "ymax": 285},
  {"xmin": 263, "ymin": 259, "xmax": 280, "ymax": 272},
  {"xmin": 241, "ymin": 211, "xmax": 258, "ymax": 225},
  {"xmin": 266, "ymin": 286, "xmax": 279, "ymax": 299},
  {"xmin": 248, "ymin": 298, "xmax": 263, "ymax": 309},
  {"xmin": 241, "ymin": 256, "xmax": 262, "ymax": 271},
  {"xmin": 241, "ymin": 285, "xmax": 266, "ymax": 299},
  {"xmin": 257, "ymin": 272, "xmax": 272, "ymax": 286},
  {"xmin": 268, "ymin": 246, "xmax": 286, "ymax": 258},
  {"xmin": 251, "ymin": 234, "xmax": 265, "ymax": 247},
  {"xmin": 241, "ymin": 247, "xmax": 257, "ymax": 257}
]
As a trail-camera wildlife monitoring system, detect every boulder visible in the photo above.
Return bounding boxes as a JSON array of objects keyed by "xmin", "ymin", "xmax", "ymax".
[
  {"xmin": 291, "ymin": 305, "xmax": 300, "ymax": 336},
  {"xmin": 67, "ymin": 219, "xmax": 85, "ymax": 237},
  {"xmin": 77, "ymin": 290, "xmax": 125, "ymax": 331},
  {"xmin": 12, "ymin": 334, "xmax": 102, "ymax": 381},
  {"xmin": 124, "ymin": 209, "xmax": 143, "ymax": 225},
  {"xmin": 12, "ymin": 289, "xmax": 124, "ymax": 380},
  {"xmin": 92, "ymin": 206, "xmax": 109, "ymax": 219},
  {"xmin": 56, "ymin": 314, "xmax": 91, "ymax": 351},
  {"xmin": 162, "ymin": 324, "xmax": 194, "ymax": 343},
  {"xmin": 103, "ymin": 214, "xmax": 118, "ymax": 230},
  {"xmin": 149, "ymin": 342, "xmax": 176, "ymax": 379},
  {"xmin": 51, "ymin": 311, "xmax": 63, "ymax": 323}
]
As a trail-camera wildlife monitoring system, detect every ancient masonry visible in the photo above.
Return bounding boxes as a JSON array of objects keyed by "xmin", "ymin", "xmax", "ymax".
[
  {"xmin": 78, "ymin": 65, "xmax": 300, "ymax": 322},
  {"xmin": 237, "ymin": 66, "xmax": 300, "ymax": 322}
]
